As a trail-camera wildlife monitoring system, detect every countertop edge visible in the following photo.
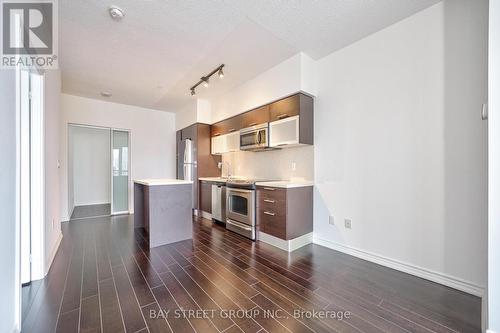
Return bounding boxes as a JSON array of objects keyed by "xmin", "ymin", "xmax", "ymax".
[
  {"xmin": 255, "ymin": 181, "xmax": 314, "ymax": 188},
  {"xmin": 134, "ymin": 179, "xmax": 194, "ymax": 186}
]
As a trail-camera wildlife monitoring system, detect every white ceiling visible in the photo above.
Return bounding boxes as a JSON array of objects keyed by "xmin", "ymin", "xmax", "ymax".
[{"xmin": 59, "ymin": 0, "xmax": 440, "ymax": 112}]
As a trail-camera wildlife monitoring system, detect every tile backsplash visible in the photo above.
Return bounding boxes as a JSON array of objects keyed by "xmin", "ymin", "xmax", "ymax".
[{"xmin": 221, "ymin": 145, "xmax": 314, "ymax": 180}]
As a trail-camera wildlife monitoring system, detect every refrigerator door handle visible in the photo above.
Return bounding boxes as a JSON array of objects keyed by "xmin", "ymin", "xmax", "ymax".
[
  {"xmin": 183, "ymin": 139, "xmax": 192, "ymax": 164},
  {"xmin": 184, "ymin": 164, "xmax": 192, "ymax": 181}
]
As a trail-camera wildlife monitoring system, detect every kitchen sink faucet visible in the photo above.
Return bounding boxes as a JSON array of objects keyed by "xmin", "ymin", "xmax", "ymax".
[{"xmin": 218, "ymin": 161, "xmax": 233, "ymax": 179}]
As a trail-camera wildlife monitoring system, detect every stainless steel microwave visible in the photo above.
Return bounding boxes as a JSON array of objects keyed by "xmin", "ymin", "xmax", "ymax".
[{"xmin": 239, "ymin": 123, "xmax": 269, "ymax": 151}]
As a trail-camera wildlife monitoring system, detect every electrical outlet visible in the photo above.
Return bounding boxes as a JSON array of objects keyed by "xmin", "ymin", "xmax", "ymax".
[
  {"xmin": 291, "ymin": 162, "xmax": 297, "ymax": 171},
  {"xmin": 344, "ymin": 218, "xmax": 352, "ymax": 229},
  {"xmin": 329, "ymin": 216, "xmax": 335, "ymax": 225}
]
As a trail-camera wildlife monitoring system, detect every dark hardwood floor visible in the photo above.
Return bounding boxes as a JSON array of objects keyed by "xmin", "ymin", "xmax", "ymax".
[{"xmin": 22, "ymin": 214, "xmax": 481, "ymax": 333}]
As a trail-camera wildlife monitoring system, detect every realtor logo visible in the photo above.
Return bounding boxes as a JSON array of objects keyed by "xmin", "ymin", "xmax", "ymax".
[{"xmin": 1, "ymin": 0, "xmax": 58, "ymax": 68}]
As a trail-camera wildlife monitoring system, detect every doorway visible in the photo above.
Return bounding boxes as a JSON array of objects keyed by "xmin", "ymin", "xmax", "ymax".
[
  {"xmin": 19, "ymin": 69, "xmax": 45, "ymax": 320},
  {"xmin": 68, "ymin": 124, "xmax": 130, "ymax": 219}
]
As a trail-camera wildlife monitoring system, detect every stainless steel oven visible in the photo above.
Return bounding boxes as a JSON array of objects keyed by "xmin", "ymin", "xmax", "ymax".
[
  {"xmin": 239, "ymin": 123, "xmax": 269, "ymax": 151},
  {"xmin": 226, "ymin": 186, "xmax": 256, "ymax": 240}
]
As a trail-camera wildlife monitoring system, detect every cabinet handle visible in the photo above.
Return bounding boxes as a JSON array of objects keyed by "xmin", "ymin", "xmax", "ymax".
[
  {"xmin": 277, "ymin": 114, "xmax": 289, "ymax": 120},
  {"xmin": 229, "ymin": 128, "xmax": 236, "ymax": 132},
  {"xmin": 263, "ymin": 199, "xmax": 275, "ymax": 203},
  {"xmin": 213, "ymin": 133, "xmax": 221, "ymax": 136},
  {"xmin": 264, "ymin": 211, "xmax": 275, "ymax": 216},
  {"xmin": 248, "ymin": 122, "xmax": 257, "ymax": 126},
  {"xmin": 263, "ymin": 187, "xmax": 275, "ymax": 191}
]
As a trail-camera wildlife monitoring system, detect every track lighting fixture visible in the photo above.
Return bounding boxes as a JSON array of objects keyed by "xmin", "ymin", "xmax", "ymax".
[{"xmin": 189, "ymin": 64, "xmax": 224, "ymax": 96}]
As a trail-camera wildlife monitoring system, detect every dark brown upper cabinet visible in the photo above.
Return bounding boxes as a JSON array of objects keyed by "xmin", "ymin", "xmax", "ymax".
[
  {"xmin": 269, "ymin": 94, "xmax": 302, "ymax": 121},
  {"xmin": 240, "ymin": 105, "xmax": 270, "ymax": 129},
  {"xmin": 210, "ymin": 116, "xmax": 241, "ymax": 136}
]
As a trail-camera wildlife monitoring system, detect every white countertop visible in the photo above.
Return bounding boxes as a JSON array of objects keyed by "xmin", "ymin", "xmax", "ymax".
[
  {"xmin": 255, "ymin": 180, "xmax": 314, "ymax": 188},
  {"xmin": 134, "ymin": 179, "xmax": 193, "ymax": 186},
  {"xmin": 198, "ymin": 177, "xmax": 228, "ymax": 182}
]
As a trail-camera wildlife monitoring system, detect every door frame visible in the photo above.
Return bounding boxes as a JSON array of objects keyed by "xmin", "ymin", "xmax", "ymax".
[
  {"xmin": 67, "ymin": 123, "xmax": 132, "ymax": 218},
  {"xmin": 110, "ymin": 128, "xmax": 131, "ymax": 215}
]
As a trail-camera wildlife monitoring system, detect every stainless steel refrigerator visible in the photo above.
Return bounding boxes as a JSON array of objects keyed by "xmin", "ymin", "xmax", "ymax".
[
  {"xmin": 177, "ymin": 138, "xmax": 196, "ymax": 207},
  {"xmin": 179, "ymin": 138, "xmax": 194, "ymax": 180}
]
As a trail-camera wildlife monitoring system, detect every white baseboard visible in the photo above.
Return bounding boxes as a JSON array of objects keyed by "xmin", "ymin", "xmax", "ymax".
[
  {"xmin": 45, "ymin": 231, "xmax": 63, "ymax": 275},
  {"xmin": 313, "ymin": 236, "xmax": 485, "ymax": 298},
  {"xmin": 259, "ymin": 232, "xmax": 313, "ymax": 252},
  {"xmin": 200, "ymin": 211, "xmax": 212, "ymax": 220}
]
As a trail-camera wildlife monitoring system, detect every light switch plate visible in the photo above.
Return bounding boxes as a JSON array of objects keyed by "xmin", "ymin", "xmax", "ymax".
[
  {"xmin": 344, "ymin": 219, "xmax": 352, "ymax": 229},
  {"xmin": 329, "ymin": 216, "xmax": 335, "ymax": 225}
]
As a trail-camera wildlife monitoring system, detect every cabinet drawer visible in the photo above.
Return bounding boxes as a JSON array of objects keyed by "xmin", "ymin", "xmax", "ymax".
[
  {"xmin": 257, "ymin": 186, "xmax": 286, "ymax": 202},
  {"xmin": 257, "ymin": 199, "xmax": 286, "ymax": 216},
  {"xmin": 258, "ymin": 209, "xmax": 286, "ymax": 239},
  {"xmin": 269, "ymin": 94, "xmax": 300, "ymax": 121}
]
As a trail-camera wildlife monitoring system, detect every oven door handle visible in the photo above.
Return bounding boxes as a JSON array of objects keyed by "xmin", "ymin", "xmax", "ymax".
[
  {"xmin": 227, "ymin": 188, "xmax": 253, "ymax": 194},
  {"xmin": 227, "ymin": 219, "xmax": 253, "ymax": 231}
]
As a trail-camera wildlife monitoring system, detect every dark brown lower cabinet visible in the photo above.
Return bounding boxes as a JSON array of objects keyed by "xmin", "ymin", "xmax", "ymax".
[
  {"xmin": 256, "ymin": 185, "xmax": 313, "ymax": 240},
  {"xmin": 199, "ymin": 181, "xmax": 212, "ymax": 214}
]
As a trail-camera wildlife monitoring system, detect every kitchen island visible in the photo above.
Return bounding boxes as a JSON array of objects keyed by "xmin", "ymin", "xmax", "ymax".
[{"xmin": 134, "ymin": 179, "xmax": 193, "ymax": 248}]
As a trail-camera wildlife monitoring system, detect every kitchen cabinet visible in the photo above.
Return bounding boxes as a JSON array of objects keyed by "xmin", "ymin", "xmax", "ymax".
[
  {"xmin": 211, "ymin": 116, "xmax": 241, "ymax": 137},
  {"xmin": 211, "ymin": 131, "xmax": 240, "ymax": 155},
  {"xmin": 269, "ymin": 115, "xmax": 300, "ymax": 147},
  {"xmin": 269, "ymin": 93, "xmax": 313, "ymax": 147},
  {"xmin": 256, "ymin": 185, "xmax": 313, "ymax": 240},
  {"xmin": 269, "ymin": 94, "xmax": 301, "ymax": 121},
  {"xmin": 241, "ymin": 105, "xmax": 270, "ymax": 129},
  {"xmin": 225, "ymin": 131, "xmax": 240, "ymax": 152},
  {"xmin": 211, "ymin": 135, "xmax": 225, "ymax": 155},
  {"xmin": 199, "ymin": 180, "xmax": 212, "ymax": 213}
]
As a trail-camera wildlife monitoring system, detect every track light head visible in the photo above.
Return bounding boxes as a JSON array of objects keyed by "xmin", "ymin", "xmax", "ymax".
[
  {"xmin": 190, "ymin": 88, "xmax": 196, "ymax": 96},
  {"xmin": 218, "ymin": 67, "xmax": 224, "ymax": 79},
  {"xmin": 202, "ymin": 77, "xmax": 209, "ymax": 88}
]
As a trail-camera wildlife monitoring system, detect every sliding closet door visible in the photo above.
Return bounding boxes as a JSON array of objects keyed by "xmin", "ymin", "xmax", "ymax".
[{"xmin": 111, "ymin": 130, "xmax": 129, "ymax": 214}]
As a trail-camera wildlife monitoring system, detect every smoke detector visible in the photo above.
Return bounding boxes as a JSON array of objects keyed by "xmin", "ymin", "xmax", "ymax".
[{"xmin": 108, "ymin": 6, "xmax": 125, "ymax": 21}]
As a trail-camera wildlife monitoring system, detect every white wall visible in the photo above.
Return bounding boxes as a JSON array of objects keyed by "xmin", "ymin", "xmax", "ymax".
[
  {"xmin": 313, "ymin": 0, "xmax": 488, "ymax": 295},
  {"xmin": 175, "ymin": 98, "xmax": 212, "ymax": 130},
  {"xmin": 489, "ymin": 0, "xmax": 500, "ymax": 330},
  {"xmin": 60, "ymin": 94, "xmax": 176, "ymax": 221},
  {"xmin": 176, "ymin": 100, "xmax": 198, "ymax": 130},
  {"xmin": 0, "ymin": 70, "xmax": 20, "ymax": 333},
  {"xmin": 69, "ymin": 126, "xmax": 111, "ymax": 206},
  {"xmin": 44, "ymin": 70, "xmax": 62, "ymax": 274}
]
